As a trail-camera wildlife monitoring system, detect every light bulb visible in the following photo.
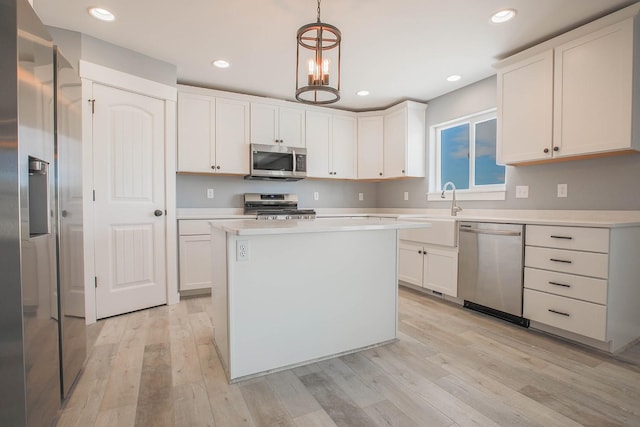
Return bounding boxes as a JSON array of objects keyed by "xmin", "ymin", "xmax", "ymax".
[{"xmin": 322, "ymin": 59, "xmax": 330, "ymax": 85}]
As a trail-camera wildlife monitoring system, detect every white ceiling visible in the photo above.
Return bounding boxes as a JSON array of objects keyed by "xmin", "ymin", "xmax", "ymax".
[{"xmin": 32, "ymin": 0, "xmax": 636, "ymax": 111}]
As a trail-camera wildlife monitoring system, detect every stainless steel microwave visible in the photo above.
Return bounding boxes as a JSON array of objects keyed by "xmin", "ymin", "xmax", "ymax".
[{"xmin": 246, "ymin": 143, "xmax": 307, "ymax": 181}]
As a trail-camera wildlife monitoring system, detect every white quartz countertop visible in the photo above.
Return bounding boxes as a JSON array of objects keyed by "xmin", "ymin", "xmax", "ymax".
[
  {"xmin": 178, "ymin": 208, "xmax": 640, "ymax": 228},
  {"xmin": 209, "ymin": 217, "xmax": 431, "ymax": 236}
]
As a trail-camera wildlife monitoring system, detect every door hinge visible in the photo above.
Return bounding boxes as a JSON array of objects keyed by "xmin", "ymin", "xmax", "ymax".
[
  {"xmin": 88, "ymin": 98, "xmax": 95, "ymax": 114},
  {"xmin": 94, "ymin": 277, "xmax": 98, "ymax": 288},
  {"xmin": 92, "ymin": 190, "xmax": 96, "ymax": 201}
]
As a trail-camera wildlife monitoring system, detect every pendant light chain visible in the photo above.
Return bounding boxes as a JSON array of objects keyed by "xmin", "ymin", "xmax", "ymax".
[{"xmin": 317, "ymin": 0, "xmax": 321, "ymax": 23}]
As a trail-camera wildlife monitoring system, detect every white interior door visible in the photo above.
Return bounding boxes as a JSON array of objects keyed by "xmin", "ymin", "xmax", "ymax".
[{"xmin": 92, "ymin": 83, "xmax": 167, "ymax": 319}]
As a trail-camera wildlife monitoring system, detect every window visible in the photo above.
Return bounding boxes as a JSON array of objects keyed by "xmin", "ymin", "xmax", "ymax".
[{"xmin": 429, "ymin": 109, "xmax": 505, "ymax": 200}]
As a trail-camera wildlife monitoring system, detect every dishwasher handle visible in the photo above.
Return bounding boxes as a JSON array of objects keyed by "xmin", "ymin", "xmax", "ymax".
[{"xmin": 459, "ymin": 228, "xmax": 522, "ymax": 237}]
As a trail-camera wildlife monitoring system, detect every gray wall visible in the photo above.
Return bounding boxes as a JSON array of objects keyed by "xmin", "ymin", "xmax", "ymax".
[
  {"xmin": 47, "ymin": 27, "xmax": 176, "ymax": 86},
  {"xmin": 377, "ymin": 76, "xmax": 640, "ymax": 210},
  {"xmin": 176, "ymin": 175, "xmax": 378, "ymax": 209}
]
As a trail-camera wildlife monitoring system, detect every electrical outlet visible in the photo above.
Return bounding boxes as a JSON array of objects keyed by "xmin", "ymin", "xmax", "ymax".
[
  {"xmin": 207, "ymin": 188, "xmax": 214, "ymax": 199},
  {"xmin": 236, "ymin": 240, "xmax": 249, "ymax": 261},
  {"xmin": 313, "ymin": 191, "xmax": 319, "ymax": 201},
  {"xmin": 557, "ymin": 183, "xmax": 568, "ymax": 198},
  {"xmin": 515, "ymin": 185, "xmax": 529, "ymax": 198},
  {"xmin": 358, "ymin": 192, "xmax": 364, "ymax": 201},
  {"xmin": 404, "ymin": 191, "xmax": 409, "ymax": 201}
]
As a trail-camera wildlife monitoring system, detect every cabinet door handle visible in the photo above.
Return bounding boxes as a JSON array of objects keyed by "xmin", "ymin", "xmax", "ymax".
[
  {"xmin": 549, "ymin": 281, "xmax": 571, "ymax": 288},
  {"xmin": 553, "ymin": 146, "xmax": 559, "ymax": 152},
  {"xmin": 548, "ymin": 309, "xmax": 570, "ymax": 317},
  {"xmin": 550, "ymin": 235, "xmax": 573, "ymax": 240},
  {"xmin": 550, "ymin": 258, "xmax": 572, "ymax": 264},
  {"xmin": 418, "ymin": 250, "xmax": 422, "ymax": 254},
  {"xmin": 544, "ymin": 148, "xmax": 549, "ymax": 153},
  {"xmin": 379, "ymin": 172, "xmax": 383, "ymax": 176}
]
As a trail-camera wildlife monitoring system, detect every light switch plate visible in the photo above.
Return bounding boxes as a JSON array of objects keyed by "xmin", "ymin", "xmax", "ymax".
[
  {"xmin": 313, "ymin": 191, "xmax": 319, "ymax": 201},
  {"xmin": 358, "ymin": 192, "xmax": 364, "ymax": 201},
  {"xmin": 557, "ymin": 183, "xmax": 568, "ymax": 198},
  {"xmin": 515, "ymin": 185, "xmax": 529, "ymax": 198},
  {"xmin": 404, "ymin": 191, "xmax": 409, "ymax": 201}
]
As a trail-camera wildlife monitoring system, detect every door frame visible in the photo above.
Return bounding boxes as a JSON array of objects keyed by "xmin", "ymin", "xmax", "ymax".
[{"xmin": 79, "ymin": 60, "xmax": 178, "ymax": 324}]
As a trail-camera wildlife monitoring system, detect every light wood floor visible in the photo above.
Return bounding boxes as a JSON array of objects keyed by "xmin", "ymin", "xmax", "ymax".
[{"xmin": 56, "ymin": 287, "xmax": 640, "ymax": 427}]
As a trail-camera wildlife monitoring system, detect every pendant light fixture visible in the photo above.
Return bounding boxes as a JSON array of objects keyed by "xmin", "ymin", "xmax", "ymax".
[{"xmin": 295, "ymin": 0, "xmax": 341, "ymax": 105}]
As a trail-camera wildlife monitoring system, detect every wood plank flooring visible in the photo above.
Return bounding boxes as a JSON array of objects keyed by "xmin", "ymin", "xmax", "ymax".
[{"xmin": 56, "ymin": 288, "xmax": 640, "ymax": 426}]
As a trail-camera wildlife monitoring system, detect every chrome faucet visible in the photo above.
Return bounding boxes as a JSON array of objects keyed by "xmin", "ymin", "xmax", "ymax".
[{"xmin": 441, "ymin": 181, "xmax": 462, "ymax": 216}]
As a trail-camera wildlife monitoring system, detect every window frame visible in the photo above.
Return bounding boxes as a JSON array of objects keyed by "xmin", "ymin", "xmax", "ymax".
[{"xmin": 427, "ymin": 108, "xmax": 506, "ymax": 201}]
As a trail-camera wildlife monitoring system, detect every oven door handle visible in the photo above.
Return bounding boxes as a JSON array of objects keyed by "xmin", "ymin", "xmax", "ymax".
[{"xmin": 460, "ymin": 228, "xmax": 521, "ymax": 237}]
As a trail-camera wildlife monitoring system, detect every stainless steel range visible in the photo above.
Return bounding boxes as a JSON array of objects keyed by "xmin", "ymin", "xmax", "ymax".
[{"xmin": 244, "ymin": 193, "xmax": 316, "ymax": 220}]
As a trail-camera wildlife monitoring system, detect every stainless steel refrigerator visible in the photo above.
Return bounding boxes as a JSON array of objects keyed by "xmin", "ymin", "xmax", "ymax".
[{"xmin": 0, "ymin": 0, "xmax": 86, "ymax": 425}]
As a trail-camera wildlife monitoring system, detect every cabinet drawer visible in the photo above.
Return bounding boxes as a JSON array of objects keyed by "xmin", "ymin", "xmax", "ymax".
[
  {"xmin": 526, "ymin": 225, "xmax": 609, "ymax": 253},
  {"xmin": 524, "ymin": 267, "xmax": 607, "ymax": 304},
  {"xmin": 179, "ymin": 220, "xmax": 213, "ymax": 235},
  {"xmin": 524, "ymin": 289, "xmax": 606, "ymax": 341},
  {"xmin": 525, "ymin": 246, "xmax": 608, "ymax": 279}
]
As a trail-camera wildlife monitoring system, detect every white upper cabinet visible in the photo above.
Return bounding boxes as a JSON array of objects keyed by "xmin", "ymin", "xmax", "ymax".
[
  {"xmin": 497, "ymin": 51, "xmax": 554, "ymax": 164},
  {"xmin": 305, "ymin": 111, "xmax": 331, "ymax": 178},
  {"xmin": 496, "ymin": 11, "xmax": 640, "ymax": 165},
  {"xmin": 178, "ymin": 92, "xmax": 214, "ymax": 173},
  {"xmin": 357, "ymin": 115, "xmax": 384, "ymax": 179},
  {"xmin": 177, "ymin": 86, "xmax": 426, "ymax": 180},
  {"xmin": 553, "ymin": 19, "xmax": 636, "ymax": 158},
  {"xmin": 250, "ymin": 102, "xmax": 305, "ymax": 148},
  {"xmin": 305, "ymin": 110, "xmax": 356, "ymax": 179},
  {"xmin": 383, "ymin": 101, "xmax": 427, "ymax": 178},
  {"xmin": 177, "ymin": 89, "xmax": 250, "ymax": 174},
  {"xmin": 215, "ymin": 98, "xmax": 251, "ymax": 174},
  {"xmin": 331, "ymin": 115, "xmax": 357, "ymax": 179}
]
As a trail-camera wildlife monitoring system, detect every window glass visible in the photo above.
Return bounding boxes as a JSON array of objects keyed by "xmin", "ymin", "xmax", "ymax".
[
  {"xmin": 474, "ymin": 118, "xmax": 504, "ymax": 185},
  {"xmin": 440, "ymin": 124, "xmax": 469, "ymax": 190},
  {"xmin": 432, "ymin": 110, "xmax": 505, "ymax": 194}
]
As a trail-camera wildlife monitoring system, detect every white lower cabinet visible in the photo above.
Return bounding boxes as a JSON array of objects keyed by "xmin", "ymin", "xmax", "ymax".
[
  {"xmin": 178, "ymin": 220, "xmax": 213, "ymax": 293},
  {"xmin": 399, "ymin": 242, "xmax": 458, "ymax": 297},
  {"xmin": 523, "ymin": 224, "xmax": 640, "ymax": 352}
]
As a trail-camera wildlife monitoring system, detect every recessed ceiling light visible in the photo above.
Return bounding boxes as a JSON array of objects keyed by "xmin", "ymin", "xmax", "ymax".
[
  {"xmin": 88, "ymin": 7, "xmax": 115, "ymax": 22},
  {"xmin": 356, "ymin": 90, "xmax": 369, "ymax": 96},
  {"xmin": 212, "ymin": 59, "xmax": 230, "ymax": 69},
  {"xmin": 446, "ymin": 75, "xmax": 462, "ymax": 82},
  {"xmin": 491, "ymin": 9, "xmax": 517, "ymax": 24}
]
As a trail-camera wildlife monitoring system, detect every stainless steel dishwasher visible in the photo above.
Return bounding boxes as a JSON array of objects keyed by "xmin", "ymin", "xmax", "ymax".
[{"xmin": 458, "ymin": 222, "xmax": 529, "ymax": 327}]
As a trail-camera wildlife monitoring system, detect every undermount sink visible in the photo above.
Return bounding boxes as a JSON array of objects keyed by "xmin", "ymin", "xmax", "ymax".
[{"xmin": 398, "ymin": 217, "xmax": 457, "ymax": 247}]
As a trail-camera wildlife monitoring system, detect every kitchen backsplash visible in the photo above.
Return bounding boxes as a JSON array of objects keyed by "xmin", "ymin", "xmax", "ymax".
[
  {"xmin": 176, "ymin": 174, "xmax": 378, "ymax": 209},
  {"xmin": 377, "ymin": 151, "xmax": 640, "ymax": 210}
]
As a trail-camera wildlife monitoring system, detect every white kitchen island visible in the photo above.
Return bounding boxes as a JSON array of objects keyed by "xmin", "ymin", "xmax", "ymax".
[{"xmin": 209, "ymin": 218, "xmax": 430, "ymax": 382}]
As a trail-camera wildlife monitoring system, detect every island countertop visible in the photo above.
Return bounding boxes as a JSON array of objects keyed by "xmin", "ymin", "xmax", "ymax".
[{"xmin": 209, "ymin": 217, "xmax": 431, "ymax": 236}]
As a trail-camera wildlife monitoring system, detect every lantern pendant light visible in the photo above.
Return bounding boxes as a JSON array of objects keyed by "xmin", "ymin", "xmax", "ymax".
[{"xmin": 295, "ymin": 0, "xmax": 341, "ymax": 104}]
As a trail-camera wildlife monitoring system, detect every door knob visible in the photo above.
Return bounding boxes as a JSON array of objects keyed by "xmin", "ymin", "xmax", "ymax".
[{"xmin": 154, "ymin": 210, "xmax": 163, "ymax": 217}]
